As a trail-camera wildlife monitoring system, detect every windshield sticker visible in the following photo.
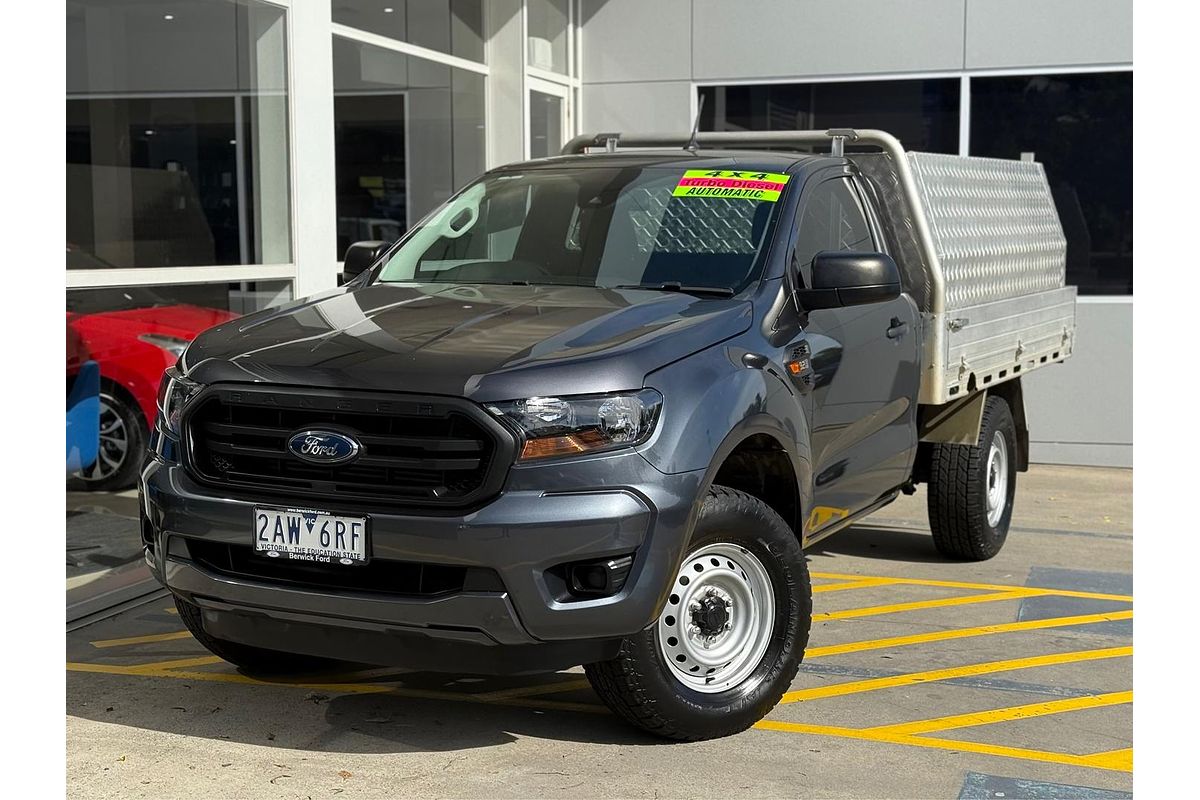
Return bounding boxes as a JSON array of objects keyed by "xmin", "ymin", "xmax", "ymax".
[{"xmin": 673, "ymin": 170, "xmax": 790, "ymax": 202}]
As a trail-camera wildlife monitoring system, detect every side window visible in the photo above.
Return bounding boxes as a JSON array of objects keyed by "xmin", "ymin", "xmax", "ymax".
[{"xmin": 793, "ymin": 177, "xmax": 874, "ymax": 284}]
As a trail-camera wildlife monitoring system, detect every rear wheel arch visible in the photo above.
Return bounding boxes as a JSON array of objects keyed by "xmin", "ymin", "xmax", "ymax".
[
  {"xmin": 987, "ymin": 380, "xmax": 1029, "ymax": 471},
  {"xmin": 915, "ymin": 380, "xmax": 1029, "ymax": 482}
]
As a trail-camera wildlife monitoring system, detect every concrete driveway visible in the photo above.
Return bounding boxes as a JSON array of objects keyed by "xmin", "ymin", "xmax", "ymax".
[{"xmin": 67, "ymin": 465, "xmax": 1132, "ymax": 799}]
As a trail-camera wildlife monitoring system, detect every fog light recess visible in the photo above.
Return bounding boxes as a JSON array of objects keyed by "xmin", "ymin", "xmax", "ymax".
[{"xmin": 563, "ymin": 555, "xmax": 634, "ymax": 599}]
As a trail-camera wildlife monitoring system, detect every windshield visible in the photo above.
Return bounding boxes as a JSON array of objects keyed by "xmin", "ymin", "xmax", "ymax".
[{"xmin": 375, "ymin": 165, "xmax": 788, "ymax": 293}]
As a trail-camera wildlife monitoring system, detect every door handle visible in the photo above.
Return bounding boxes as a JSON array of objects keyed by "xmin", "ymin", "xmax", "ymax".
[{"xmin": 886, "ymin": 318, "xmax": 908, "ymax": 339}]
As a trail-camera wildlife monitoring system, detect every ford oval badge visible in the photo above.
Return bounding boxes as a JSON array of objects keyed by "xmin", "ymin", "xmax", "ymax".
[{"xmin": 287, "ymin": 430, "xmax": 361, "ymax": 465}]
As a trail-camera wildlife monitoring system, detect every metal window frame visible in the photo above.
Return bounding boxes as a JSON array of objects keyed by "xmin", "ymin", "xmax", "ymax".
[
  {"xmin": 67, "ymin": 264, "xmax": 296, "ymax": 290},
  {"xmin": 330, "ymin": 23, "xmax": 490, "ymax": 76},
  {"xmin": 521, "ymin": 0, "xmax": 580, "ymax": 160}
]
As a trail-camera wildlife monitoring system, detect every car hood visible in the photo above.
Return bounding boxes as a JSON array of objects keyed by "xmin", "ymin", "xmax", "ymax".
[{"xmin": 182, "ymin": 283, "xmax": 752, "ymax": 401}]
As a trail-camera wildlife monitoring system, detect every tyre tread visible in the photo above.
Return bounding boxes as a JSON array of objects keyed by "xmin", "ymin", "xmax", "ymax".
[
  {"xmin": 585, "ymin": 486, "xmax": 811, "ymax": 741},
  {"xmin": 927, "ymin": 396, "xmax": 1014, "ymax": 561}
]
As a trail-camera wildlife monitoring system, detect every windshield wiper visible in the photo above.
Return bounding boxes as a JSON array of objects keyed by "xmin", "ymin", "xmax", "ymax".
[{"xmin": 613, "ymin": 282, "xmax": 736, "ymax": 298}]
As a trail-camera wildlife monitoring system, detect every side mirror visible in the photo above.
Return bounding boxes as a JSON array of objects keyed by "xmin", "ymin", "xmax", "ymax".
[
  {"xmin": 796, "ymin": 251, "xmax": 902, "ymax": 310},
  {"xmin": 340, "ymin": 240, "xmax": 390, "ymax": 286}
]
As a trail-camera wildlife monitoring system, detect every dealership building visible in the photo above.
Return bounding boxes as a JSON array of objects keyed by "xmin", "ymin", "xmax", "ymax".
[{"xmin": 66, "ymin": 0, "xmax": 1132, "ymax": 469}]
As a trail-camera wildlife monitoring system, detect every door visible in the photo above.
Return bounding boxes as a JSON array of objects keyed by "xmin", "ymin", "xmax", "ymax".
[
  {"xmin": 788, "ymin": 173, "xmax": 920, "ymax": 535},
  {"xmin": 527, "ymin": 80, "xmax": 570, "ymax": 159}
]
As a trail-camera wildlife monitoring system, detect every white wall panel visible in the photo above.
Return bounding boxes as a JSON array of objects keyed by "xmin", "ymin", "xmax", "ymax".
[
  {"xmin": 966, "ymin": 0, "xmax": 1132, "ymax": 70},
  {"xmin": 581, "ymin": 80, "xmax": 693, "ymax": 135},
  {"xmin": 580, "ymin": 0, "xmax": 691, "ymax": 83},
  {"xmin": 1024, "ymin": 299, "xmax": 1132, "ymax": 467},
  {"xmin": 691, "ymin": 0, "xmax": 965, "ymax": 80}
]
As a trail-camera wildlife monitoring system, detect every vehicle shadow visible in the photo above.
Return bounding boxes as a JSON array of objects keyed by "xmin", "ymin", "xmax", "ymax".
[
  {"xmin": 66, "ymin": 664, "xmax": 665, "ymax": 753},
  {"xmin": 807, "ymin": 522, "xmax": 946, "ymax": 564}
]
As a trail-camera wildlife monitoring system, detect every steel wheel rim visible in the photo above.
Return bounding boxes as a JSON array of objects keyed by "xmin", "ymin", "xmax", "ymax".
[
  {"xmin": 985, "ymin": 430, "xmax": 1009, "ymax": 526},
  {"xmin": 655, "ymin": 542, "xmax": 776, "ymax": 694},
  {"xmin": 80, "ymin": 393, "xmax": 129, "ymax": 483}
]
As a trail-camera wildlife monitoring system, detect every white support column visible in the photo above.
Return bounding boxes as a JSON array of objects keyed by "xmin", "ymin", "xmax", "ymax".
[
  {"xmin": 249, "ymin": 3, "xmax": 290, "ymax": 264},
  {"xmin": 289, "ymin": 0, "xmax": 339, "ymax": 297},
  {"xmin": 485, "ymin": 0, "xmax": 526, "ymax": 168}
]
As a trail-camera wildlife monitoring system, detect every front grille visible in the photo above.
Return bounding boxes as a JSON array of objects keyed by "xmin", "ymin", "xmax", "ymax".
[
  {"xmin": 183, "ymin": 386, "xmax": 514, "ymax": 509},
  {"xmin": 187, "ymin": 540, "xmax": 505, "ymax": 597}
]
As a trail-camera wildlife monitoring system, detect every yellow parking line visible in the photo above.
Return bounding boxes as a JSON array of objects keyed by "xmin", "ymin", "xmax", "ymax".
[
  {"xmin": 67, "ymin": 661, "xmax": 153, "ymax": 675},
  {"xmin": 66, "ymin": 662, "xmax": 609, "ymax": 715},
  {"xmin": 125, "ymin": 656, "xmax": 224, "ymax": 673},
  {"xmin": 810, "ymin": 571, "xmax": 1133, "ymax": 603},
  {"xmin": 817, "ymin": 590, "xmax": 1034, "ymax": 621},
  {"xmin": 91, "ymin": 630, "xmax": 193, "ymax": 649},
  {"xmin": 867, "ymin": 691, "xmax": 1133, "ymax": 736},
  {"xmin": 812, "ymin": 578, "xmax": 898, "ymax": 594},
  {"xmin": 1085, "ymin": 748, "xmax": 1134, "ymax": 771},
  {"xmin": 753, "ymin": 720, "xmax": 1132, "ymax": 773},
  {"xmin": 67, "ymin": 659, "xmax": 1130, "ymax": 770},
  {"xmin": 806, "ymin": 609, "xmax": 1135, "ymax": 658},
  {"xmin": 780, "ymin": 646, "xmax": 1132, "ymax": 704}
]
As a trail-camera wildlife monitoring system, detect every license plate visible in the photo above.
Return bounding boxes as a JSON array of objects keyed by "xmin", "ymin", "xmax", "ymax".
[{"xmin": 253, "ymin": 507, "xmax": 368, "ymax": 566}]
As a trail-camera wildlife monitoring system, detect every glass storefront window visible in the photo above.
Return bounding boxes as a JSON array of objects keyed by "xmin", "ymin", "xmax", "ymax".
[
  {"xmin": 527, "ymin": 0, "xmax": 569, "ymax": 74},
  {"xmin": 333, "ymin": 36, "xmax": 486, "ymax": 255},
  {"xmin": 529, "ymin": 90, "xmax": 565, "ymax": 158},
  {"xmin": 66, "ymin": 0, "xmax": 292, "ymax": 269},
  {"xmin": 332, "ymin": 0, "xmax": 485, "ymax": 64},
  {"xmin": 970, "ymin": 72, "xmax": 1132, "ymax": 295},
  {"xmin": 699, "ymin": 79, "xmax": 962, "ymax": 154},
  {"xmin": 67, "ymin": 279, "xmax": 291, "ymax": 577}
]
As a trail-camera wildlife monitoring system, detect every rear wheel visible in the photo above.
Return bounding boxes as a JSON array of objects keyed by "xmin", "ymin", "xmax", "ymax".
[
  {"xmin": 585, "ymin": 486, "xmax": 811, "ymax": 741},
  {"xmin": 77, "ymin": 389, "xmax": 145, "ymax": 491},
  {"xmin": 174, "ymin": 596, "xmax": 336, "ymax": 675},
  {"xmin": 927, "ymin": 395, "xmax": 1018, "ymax": 561}
]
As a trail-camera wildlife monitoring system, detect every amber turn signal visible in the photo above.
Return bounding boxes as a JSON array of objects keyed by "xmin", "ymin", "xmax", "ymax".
[{"xmin": 520, "ymin": 429, "xmax": 610, "ymax": 460}]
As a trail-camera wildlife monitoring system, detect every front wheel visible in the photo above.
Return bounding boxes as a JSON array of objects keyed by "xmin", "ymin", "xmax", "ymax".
[{"xmin": 585, "ymin": 486, "xmax": 811, "ymax": 741}]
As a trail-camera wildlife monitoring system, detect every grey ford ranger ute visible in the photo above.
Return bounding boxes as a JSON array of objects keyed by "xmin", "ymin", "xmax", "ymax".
[{"xmin": 141, "ymin": 129, "xmax": 1074, "ymax": 740}]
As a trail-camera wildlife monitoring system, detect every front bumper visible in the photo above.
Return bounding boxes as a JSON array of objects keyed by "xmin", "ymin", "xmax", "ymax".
[{"xmin": 141, "ymin": 445, "xmax": 704, "ymax": 674}]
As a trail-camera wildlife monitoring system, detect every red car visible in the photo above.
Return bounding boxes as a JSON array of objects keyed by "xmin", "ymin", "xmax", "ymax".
[{"xmin": 67, "ymin": 249, "xmax": 238, "ymax": 490}]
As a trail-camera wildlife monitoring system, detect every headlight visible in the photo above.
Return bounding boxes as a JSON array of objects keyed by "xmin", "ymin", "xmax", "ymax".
[
  {"xmin": 155, "ymin": 367, "xmax": 203, "ymax": 435},
  {"xmin": 487, "ymin": 389, "xmax": 662, "ymax": 461},
  {"xmin": 139, "ymin": 333, "xmax": 191, "ymax": 358}
]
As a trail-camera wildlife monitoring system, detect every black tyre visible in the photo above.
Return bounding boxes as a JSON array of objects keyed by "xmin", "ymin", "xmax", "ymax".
[
  {"xmin": 585, "ymin": 486, "xmax": 812, "ymax": 741},
  {"xmin": 77, "ymin": 388, "xmax": 146, "ymax": 492},
  {"xmin": 174, "ymin": 596, "xmax": 336, "ymax": 675},
  {"xmin": 927, "ymin": 395, "xmax": 1018, "ymax": 561}
]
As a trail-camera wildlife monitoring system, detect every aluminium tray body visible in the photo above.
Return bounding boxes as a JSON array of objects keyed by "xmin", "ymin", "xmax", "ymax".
[{"xmin": 854, "ymin": 150, "xmax": 1075, "ymax": 404}]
